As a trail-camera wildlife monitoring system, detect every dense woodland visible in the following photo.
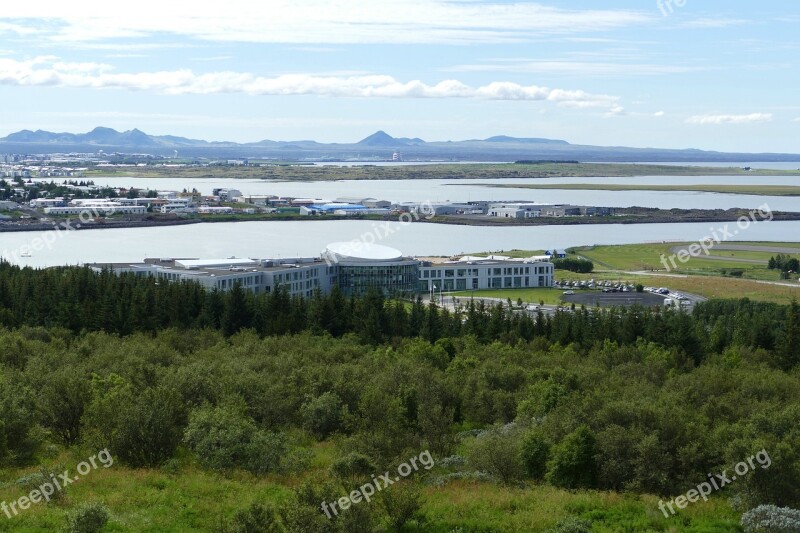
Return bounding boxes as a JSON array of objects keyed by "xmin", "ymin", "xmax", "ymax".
[{"xmin": 0, "ymin": 261, "xmax": 799, "ymax": 531}]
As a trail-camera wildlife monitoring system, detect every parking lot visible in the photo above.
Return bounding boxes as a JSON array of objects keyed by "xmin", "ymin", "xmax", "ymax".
[{"xmin": 562, "ymin": 291, "xmax": 668, "ymax": 307}]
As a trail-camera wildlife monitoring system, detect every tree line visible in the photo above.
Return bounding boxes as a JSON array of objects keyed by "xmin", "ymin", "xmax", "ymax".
[
  {"xmin": 0, "ymin": 262, "xmax": 797, "ymax": 371},
  {"xmin": 1, "ymin": 262, "xmax": 799, "ymax": 530}
]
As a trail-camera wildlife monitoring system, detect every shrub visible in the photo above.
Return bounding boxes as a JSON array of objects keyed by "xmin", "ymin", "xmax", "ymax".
[
  {"xmin": 329, "ymin": 452, "xmax": 377, "ymax": 488},
  {"xmin": 466, "ymin": 426, "xmax": 525, "ymax": 484},
  {"xmin": 381, "ymin": 482, "xmax": 422, "ymax": 530},
  {"xmin": 16, "ymin": 464, "xmax": 68, "ymax": 504},
  {"xmin": 546, "ymin": 425, "xmax": 597, "ymax": 489},
  {"xmin": 184, "ymin": 402, "xmax": 287, "ymax": 474},
  {"xmin": 553, "ymin": 258, "xmax": 594, "ymax": 274},
  {"xmin": 229, "ymin": 502, "xmax": 283, "ymax": 533},
  {"xmin": 521, "ymin": 429, "xmax": 550, "ymax": 480},
  {"xmin": 548, "ymin": 516, "xmax": 593, "ymax": 533},
  {"xmin": 741, "ymin": 504, "xmax": 800, "ymax": 532},
  {"xmin": 431, "ymin": 471, "xmax": 494, "ymax": 487},
  {"xmin": 279, "ymin": 481, "xmax": 340, "ymax": 533},
  {"xmin": 67, "ymin": 502, "xmax": 110, "ymax": 533},
  {"xmin": 0, "ymin": 378, "xmax": 39, "ymax": 466},
  {"xmin": 81, "ymin": 376, "xmax": 183, "ymax": 467},
  {"xmin": 300, "ymin": 392, "xmax": 346, "ymax": 440}
]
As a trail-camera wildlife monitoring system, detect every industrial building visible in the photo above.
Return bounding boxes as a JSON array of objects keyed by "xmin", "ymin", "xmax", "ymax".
[
  {"xmin": 93, "ymin": 243, "xmax": 554, "ymax": 298},
  {"xmin": 487, "ymin": 202, "xmax": 614, "ymax": 219}
]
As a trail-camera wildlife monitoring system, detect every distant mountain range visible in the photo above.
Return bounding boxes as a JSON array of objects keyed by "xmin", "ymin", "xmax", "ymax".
[{"xmin": 1, "ymin": 127, "xmax": 798, "ymax": 163}]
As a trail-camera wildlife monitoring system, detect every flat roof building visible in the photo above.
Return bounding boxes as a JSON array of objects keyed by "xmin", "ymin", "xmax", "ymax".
[{"xmin": 93, "ymin": 243, "xmax": 554, "ymax": 298}]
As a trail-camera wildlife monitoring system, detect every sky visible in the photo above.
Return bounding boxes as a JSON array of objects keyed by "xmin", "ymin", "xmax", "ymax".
[{"xmin": 0, "ymin": 0, "xmax": 798, "ymax": 152}]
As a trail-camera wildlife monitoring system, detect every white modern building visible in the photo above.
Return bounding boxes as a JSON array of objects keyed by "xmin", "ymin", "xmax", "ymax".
[
  {"xmin": 418, "ymin": 255, "xmax": 554, "ymax": 292},
  {"xmin": 30, "ymin": 198, "xmax": 67, "ymax": 208},
  {"xmin": 44, "ymin": 200, "xmax": 146, "ymax": 215},
  {"xmin": 94, "ymin": 243, "xmax": 554, "ymax": 298}
]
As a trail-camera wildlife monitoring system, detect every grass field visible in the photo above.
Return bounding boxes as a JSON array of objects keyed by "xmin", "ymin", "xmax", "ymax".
[
  {"xmin": 0, "ymin": 449, "xmax": 743, "ymax": 532},
  {"xmin": 572, "ymin": 243, "xmax": 792, "ymax": 278},
  {"xmin": 466, "ymin": 243, "xmax": 800, "ymax": 304},
  {"xmin": 475, "ymin": 183, "xmax": 800, "ymax": 196}
]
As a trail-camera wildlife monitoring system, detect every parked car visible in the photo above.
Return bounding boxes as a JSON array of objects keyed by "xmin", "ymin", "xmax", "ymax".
[{"xmin": 563, "ymin": 290, "xmax": 575, "ymax": 295}]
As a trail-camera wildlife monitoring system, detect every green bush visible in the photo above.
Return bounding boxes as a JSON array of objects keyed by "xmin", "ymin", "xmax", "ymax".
[
  {"xmin": 81, "ymin": 376, "xmax": 183, "ymax": 467},
  {"xmin": 0, "ymin": 377, "xmax": 39, "ymax": 466},
  {"xmin": 229, "ymin": 502, "xmax": 283, "ymax": 533},
  {"xmin": 546, "ymin": 425, "xmax": 597, "ymax": 489},
  {"xmin": 548, "ymin": 516, "xmax": 592, "ymax": 533},
  {"xmin": 381, "ymin": 482, "xmax": 422, "ymax": 530},
  {"xmin": 466, "ymin": 426, "xmax": 525, "ymax": 484},
  {"xmin": 184, "ymin": 401, "xmax": 287, "ymax": 474},
  {"xmin": 67, "ymin": 502, "xmax": 110, "ymax": 533},
  {"xmin": 329, "ymin": 452, "xmax": 377, "ymax": 488},
  {"xmin": 521, "ymin": 429, "xmax": 550, "ymax": 480},
  {"xmin": 16, "ymin": 464, "xmax": 68, "ymax": 504},
  {"xmin": 300, "ymin": 392, "xmax": 346, "ymax": 440}
]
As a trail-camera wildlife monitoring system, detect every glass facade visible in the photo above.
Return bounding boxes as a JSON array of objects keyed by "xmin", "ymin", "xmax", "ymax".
[{"xmin": 337, "ymin": 263, "xmax": 419, "ymax": 296}]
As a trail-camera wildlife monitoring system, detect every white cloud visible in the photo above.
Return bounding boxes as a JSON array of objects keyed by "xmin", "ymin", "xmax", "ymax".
[
  {"xmin": 686, "ymin": 113, "xmax": 773, "ymax": 125},
  {"xmin": 447, "ymin": 60, "xmax": 704, "ymax": 76},
  {"xmin": 0, "ymin": 1, "xmax": 650, "ymax": 45},
  {"xmin": 0, "ymin": 57, "xmax": 621, "ymax": 109},
  {"xmin": 684, "ymin": 18, "xmax": 747, "ymax": 28},
  {"xmin": 654, "ymin": 111, "xmax": 665, "ymax": 117}
]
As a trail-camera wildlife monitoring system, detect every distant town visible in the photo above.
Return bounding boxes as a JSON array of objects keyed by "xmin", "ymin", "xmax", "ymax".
[{"xmin": 0, "ymin": 154, "xmax": 617, "ymax": 229}]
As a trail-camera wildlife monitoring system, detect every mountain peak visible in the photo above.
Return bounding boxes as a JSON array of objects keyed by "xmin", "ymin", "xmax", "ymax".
[{"xmin": 357, "ymin": 130, "xmax": 403, "ymax": 146}]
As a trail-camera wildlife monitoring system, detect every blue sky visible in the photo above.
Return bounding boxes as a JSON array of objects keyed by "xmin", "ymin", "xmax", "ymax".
[{"xmin": 0, "ymin": 0, "xmax": 798, "ymax": 152}]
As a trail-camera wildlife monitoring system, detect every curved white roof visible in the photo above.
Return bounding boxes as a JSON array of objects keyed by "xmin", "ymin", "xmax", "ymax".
[{"xmin": 325, "ymin": 242, "xmax": 403, "ymax": 261}]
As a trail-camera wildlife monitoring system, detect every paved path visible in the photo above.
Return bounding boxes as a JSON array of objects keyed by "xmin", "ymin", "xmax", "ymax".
[
  {"xmin": 623, "ymin": 270, "xmax": 799, "ymax": 289},
  {"xmin": 695, "ymin": 244, "xmax": 800, "ymax": 254}
]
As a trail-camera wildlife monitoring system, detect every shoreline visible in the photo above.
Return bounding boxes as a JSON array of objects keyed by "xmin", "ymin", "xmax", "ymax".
[{"xmin": 3, "ymin": 208, "xmax": 800, "ymax": 233}]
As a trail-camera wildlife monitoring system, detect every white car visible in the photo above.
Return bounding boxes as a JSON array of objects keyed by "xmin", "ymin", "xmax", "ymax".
[
  {"xmin": 526, "ymin": 304, "xmax": 540, "ymax": 311},
  {"xmin": 563, "ymin": 290, "xmax": 575, "ymax": 295}
]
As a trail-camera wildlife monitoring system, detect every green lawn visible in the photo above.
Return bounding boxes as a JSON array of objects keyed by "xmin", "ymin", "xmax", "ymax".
[{"xmin": 571, "ymin": 242, "xmax": 796, "ymax": 281}]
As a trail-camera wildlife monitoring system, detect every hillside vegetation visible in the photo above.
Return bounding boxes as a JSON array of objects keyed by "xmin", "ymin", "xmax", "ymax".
[{"xmin": 0, "ymin": 263, "xmax": 799, "ymax": 531}]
